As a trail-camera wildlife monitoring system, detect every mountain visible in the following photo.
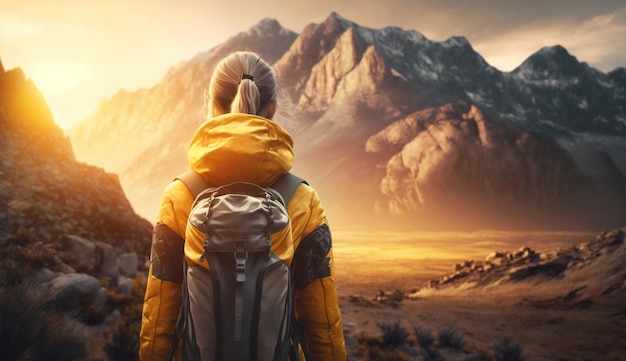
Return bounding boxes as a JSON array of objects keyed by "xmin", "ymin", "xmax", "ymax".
[
  {"xmin": 507, "ymin": 45, "xmax": 626, "ymax": 135},
  {"xmin": 276, "ymin": 13, "xmax": 626, "ymax": 138},
  {"xmin": 68, "ymin": 13, "xmax": 626, "ymax": 230},
  {"xmin": 0, "ymin": 59, "xmax": 151, "ymax": 264}
]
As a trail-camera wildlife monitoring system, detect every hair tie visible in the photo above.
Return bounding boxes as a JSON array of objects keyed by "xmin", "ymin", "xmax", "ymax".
[{"xmin": 242, "ymin": 74, "xmax": 254, "ymax": 81}]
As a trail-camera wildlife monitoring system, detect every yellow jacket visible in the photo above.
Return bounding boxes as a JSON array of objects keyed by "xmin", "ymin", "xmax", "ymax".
[{"xmin": 140, "ymin": 113, "xmax": 346, "ymax": 360}]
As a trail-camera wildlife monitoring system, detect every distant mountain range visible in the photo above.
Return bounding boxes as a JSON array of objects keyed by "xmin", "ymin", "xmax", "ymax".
[{"xmin": 68, "ymin": 12, "xmax": 626, "ymax": 230}]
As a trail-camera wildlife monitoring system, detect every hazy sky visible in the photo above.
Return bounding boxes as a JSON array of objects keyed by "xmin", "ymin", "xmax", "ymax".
[{"xmin": 2, "ymin": 0, "xmax": 625, "ymax": 129}]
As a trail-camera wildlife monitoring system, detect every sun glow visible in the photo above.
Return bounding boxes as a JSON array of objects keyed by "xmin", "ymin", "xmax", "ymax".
[{"xmin": 27, "ymin": 59, "xmax": 92, "ymax": 93}]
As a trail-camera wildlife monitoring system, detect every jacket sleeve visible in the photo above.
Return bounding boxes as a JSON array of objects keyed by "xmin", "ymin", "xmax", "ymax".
[
  {"xmin": 140, "ymin": 181, "xmax": 192, "ymax": 361},
  {"xmin": 291, "ymin": 187, "xmax": 346, "ymax": 361}
]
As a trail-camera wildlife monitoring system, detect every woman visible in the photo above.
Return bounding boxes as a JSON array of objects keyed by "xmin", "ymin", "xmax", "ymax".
[{"xmin": 139, "ymin": 51, "xmax": 346, "ymax": 361}]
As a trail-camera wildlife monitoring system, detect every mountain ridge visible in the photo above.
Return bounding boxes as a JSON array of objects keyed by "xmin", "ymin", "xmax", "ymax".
[{"xmin": 67, "ymin": 13, "xmax": 626, "ymax": 230}]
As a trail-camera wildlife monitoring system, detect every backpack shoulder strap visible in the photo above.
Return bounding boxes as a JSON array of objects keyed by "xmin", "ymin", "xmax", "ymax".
[
  {"xmin": 271, "ymin": 172, "xmax": 307, "ymax": 205},
  {"xmin": 176, "ymin": 170, "xmax": 306, "ymax": 203},
  {"xmin": 175, "ymin": 170, "xmax": 209, "ymax": 199}
]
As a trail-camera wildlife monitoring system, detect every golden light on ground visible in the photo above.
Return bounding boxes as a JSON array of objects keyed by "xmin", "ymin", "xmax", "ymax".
[{"xmin": 331, "ymin": 229, "xmax": 596, "ymax": 292}]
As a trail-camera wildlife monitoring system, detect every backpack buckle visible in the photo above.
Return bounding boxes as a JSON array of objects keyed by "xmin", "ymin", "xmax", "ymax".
[{"xmin": 234, "ymin": 243, "xmax": 248, "ymax": 282}]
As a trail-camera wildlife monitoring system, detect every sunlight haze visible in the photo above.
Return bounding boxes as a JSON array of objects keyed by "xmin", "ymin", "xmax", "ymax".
[{"xmin": 1, "ymin": 0, "xmax": 625, "ymax": 129}]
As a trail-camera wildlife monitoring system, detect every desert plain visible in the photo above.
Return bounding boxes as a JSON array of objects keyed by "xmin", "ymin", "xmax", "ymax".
[{"xmin": 331, "ymin": 229, "xmax": 626, "ymax": 361}]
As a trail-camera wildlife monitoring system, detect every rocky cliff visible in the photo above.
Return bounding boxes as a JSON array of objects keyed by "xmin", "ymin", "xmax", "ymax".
[
  {"xmin": 0, "ymin": 60, "xmax": 152, "ymax": 359},
  {"xmin": 0, "ymin": 62, "xmax": 151, "ymax": 253},
  {"xmin": 366, "ymin": 101, "xmax": 604, "ymax": 229}
]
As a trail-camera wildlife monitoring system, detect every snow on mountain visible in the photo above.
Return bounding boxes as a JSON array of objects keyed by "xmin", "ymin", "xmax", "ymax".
[
  {"xmin": 279, "ymin": 14, "xmax": 626, "ymax": 140},
  {"xmin": 501, "ymin": 46, "xmax": 625, "ymax": 135}
]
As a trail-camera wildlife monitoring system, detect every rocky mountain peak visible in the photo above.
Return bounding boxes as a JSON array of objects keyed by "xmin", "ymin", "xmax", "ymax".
[
  {"xmin": 226, "ymin": 18, "xmax": 297, "ymax": 64},
  {"xmin": 0, "ymin": 58, "xmax": 4, "ymax": 74},
  {"xmin": 325, "ymin": 12, "xmax": 356, "ymax": 32},
  {"xmin": 608, "ymin": 67, "xmax": 626, "ymax": 88},
  {"xmin": 512, "ymin": 45, "xmax": 591, "ymax": 81},
  {"xmin": 274, "ymin": 14, "xmax": 351, "ymax": 96},
  {"xmin": 0, "ymin": 67, "xmax": 53, "ymax": 127},
  {"xmin": 0, "ymin": 66, "xmax": 73, "ymax": 161},
  {"xmin": 442, "ymin": 35, "xmax": 472, "ymax": 48},
  {"xmin": 253, "ymin": 18, "xmax": 286, "ymax": 35}
]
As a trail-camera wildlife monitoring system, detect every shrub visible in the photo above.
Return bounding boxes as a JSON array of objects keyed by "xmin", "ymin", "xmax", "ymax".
[
  {"xmin": 377, "ymin": 320, "xmax": 410, "ymax": 349},
  {"xmin": 362, "ymin": 347, "xmax": 409, "ymax": 361},
  {"xmin": 358, "ymin": 332, "xmax": 384, "ymax": 348},
  {"xmin": 357, "ymin": 331, "xmax": 411, "ymax": 361},
  {"xmin": 491, "ymin": 337, "xmax": 525, "ymax": 361},
  {"xmin": 0, "ymin": 230, "xmax": 62, "ymax": 287},
  {"xmin": 438, "ymin": 327, "xmax": 466, "ymax": 350},
  {"xmin": 105, "ymin": 310, "xmax": 142, "ymax": 361},
  {"xmin": 390, "ymin": 289, "xmax": 404, "ymax": 302},
  {"xmin": 103, "ymin": 278, "xmax": 147, "ymax": 361},
  {"xmin": 0, "ymin": 283, "xmax": 90, "ymax": 361},
  {"xmin": 413, "ymin": 325, "xmax": 435, "ymax": 349}
]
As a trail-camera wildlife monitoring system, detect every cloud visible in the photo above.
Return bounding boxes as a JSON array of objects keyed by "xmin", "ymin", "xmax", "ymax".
[
  {"xmin": 458, "ymin": 5, "xmax": 626, "ymax": 72},
  {"xmin": 563, "ymin": 11, "xmax": 626, "ymax": 70}
]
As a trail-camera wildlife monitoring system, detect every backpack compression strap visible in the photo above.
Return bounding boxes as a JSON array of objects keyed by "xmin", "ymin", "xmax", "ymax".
[{"xmin": 175, "ymin": 170, "xmax": 307, "ymax": 203}]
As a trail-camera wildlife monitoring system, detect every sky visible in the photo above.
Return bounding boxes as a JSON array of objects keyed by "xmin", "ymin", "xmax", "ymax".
[{"xmin": 2, "ymin": 0, "xmax": 625, "ymax": 129}]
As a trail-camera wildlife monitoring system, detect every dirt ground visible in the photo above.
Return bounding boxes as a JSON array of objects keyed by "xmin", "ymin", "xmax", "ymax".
[
  {"xmin": 337, "ymin": 288, "xmax": 626, "ymax": 360},
  {"xmin": 331, "ymin": 230, "xmax": 626, "ymax": 360}
]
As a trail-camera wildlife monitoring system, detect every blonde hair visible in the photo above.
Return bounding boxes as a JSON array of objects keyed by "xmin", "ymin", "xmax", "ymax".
[{"xmin": 207, "ymin": 52, "xmax": 276, "ymax": 118}]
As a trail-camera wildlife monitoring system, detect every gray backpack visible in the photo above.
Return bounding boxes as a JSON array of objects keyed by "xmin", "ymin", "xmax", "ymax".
[{"xmin": 169, "ymin": 172, "xmax": 308, "ymax": 361}]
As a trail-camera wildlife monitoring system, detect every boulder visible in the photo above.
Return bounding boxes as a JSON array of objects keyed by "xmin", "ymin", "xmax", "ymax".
[
  {"xmin": 92, "ymin": 287, "xmax": 108, "ymax": 308},
  {"xmin": 35, "ymin": 268, "xmax": 61, "ymax": 284},
  {"xmin": 64, "ymin": 235, "xmax": 96, "ymax": 268},
  {"xmin": 117, "ymin": 276, "xmax": 133, "ymax": 295},
  {"xmin": 46, "ymin": 272, "xmax": 100, "ymax": 304},
  {"xmin": 94, "ymin": 241, "xmax": 118, "ymax": 280},
  {"xmin": 117, "ymin": 252, "xmax": 138, "ymax": 277},
  {"xmin": 485, "ymin": 251, "xmax": 504, "ymax": 262}
]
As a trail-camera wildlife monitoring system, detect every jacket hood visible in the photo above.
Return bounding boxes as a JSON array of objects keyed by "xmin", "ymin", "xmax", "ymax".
[{"xmin": 188, "ymin": 113, "xmax": 293, "ymax": 186}]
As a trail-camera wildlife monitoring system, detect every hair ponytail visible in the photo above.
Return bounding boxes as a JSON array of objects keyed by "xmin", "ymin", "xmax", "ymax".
[
  {"xmin": 207, "ymin": 52, "xmax": 276, "ymax": 119},
  {"xmin": 231, "ymin": 78, "xmax": 260, "ymax": 115}
]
